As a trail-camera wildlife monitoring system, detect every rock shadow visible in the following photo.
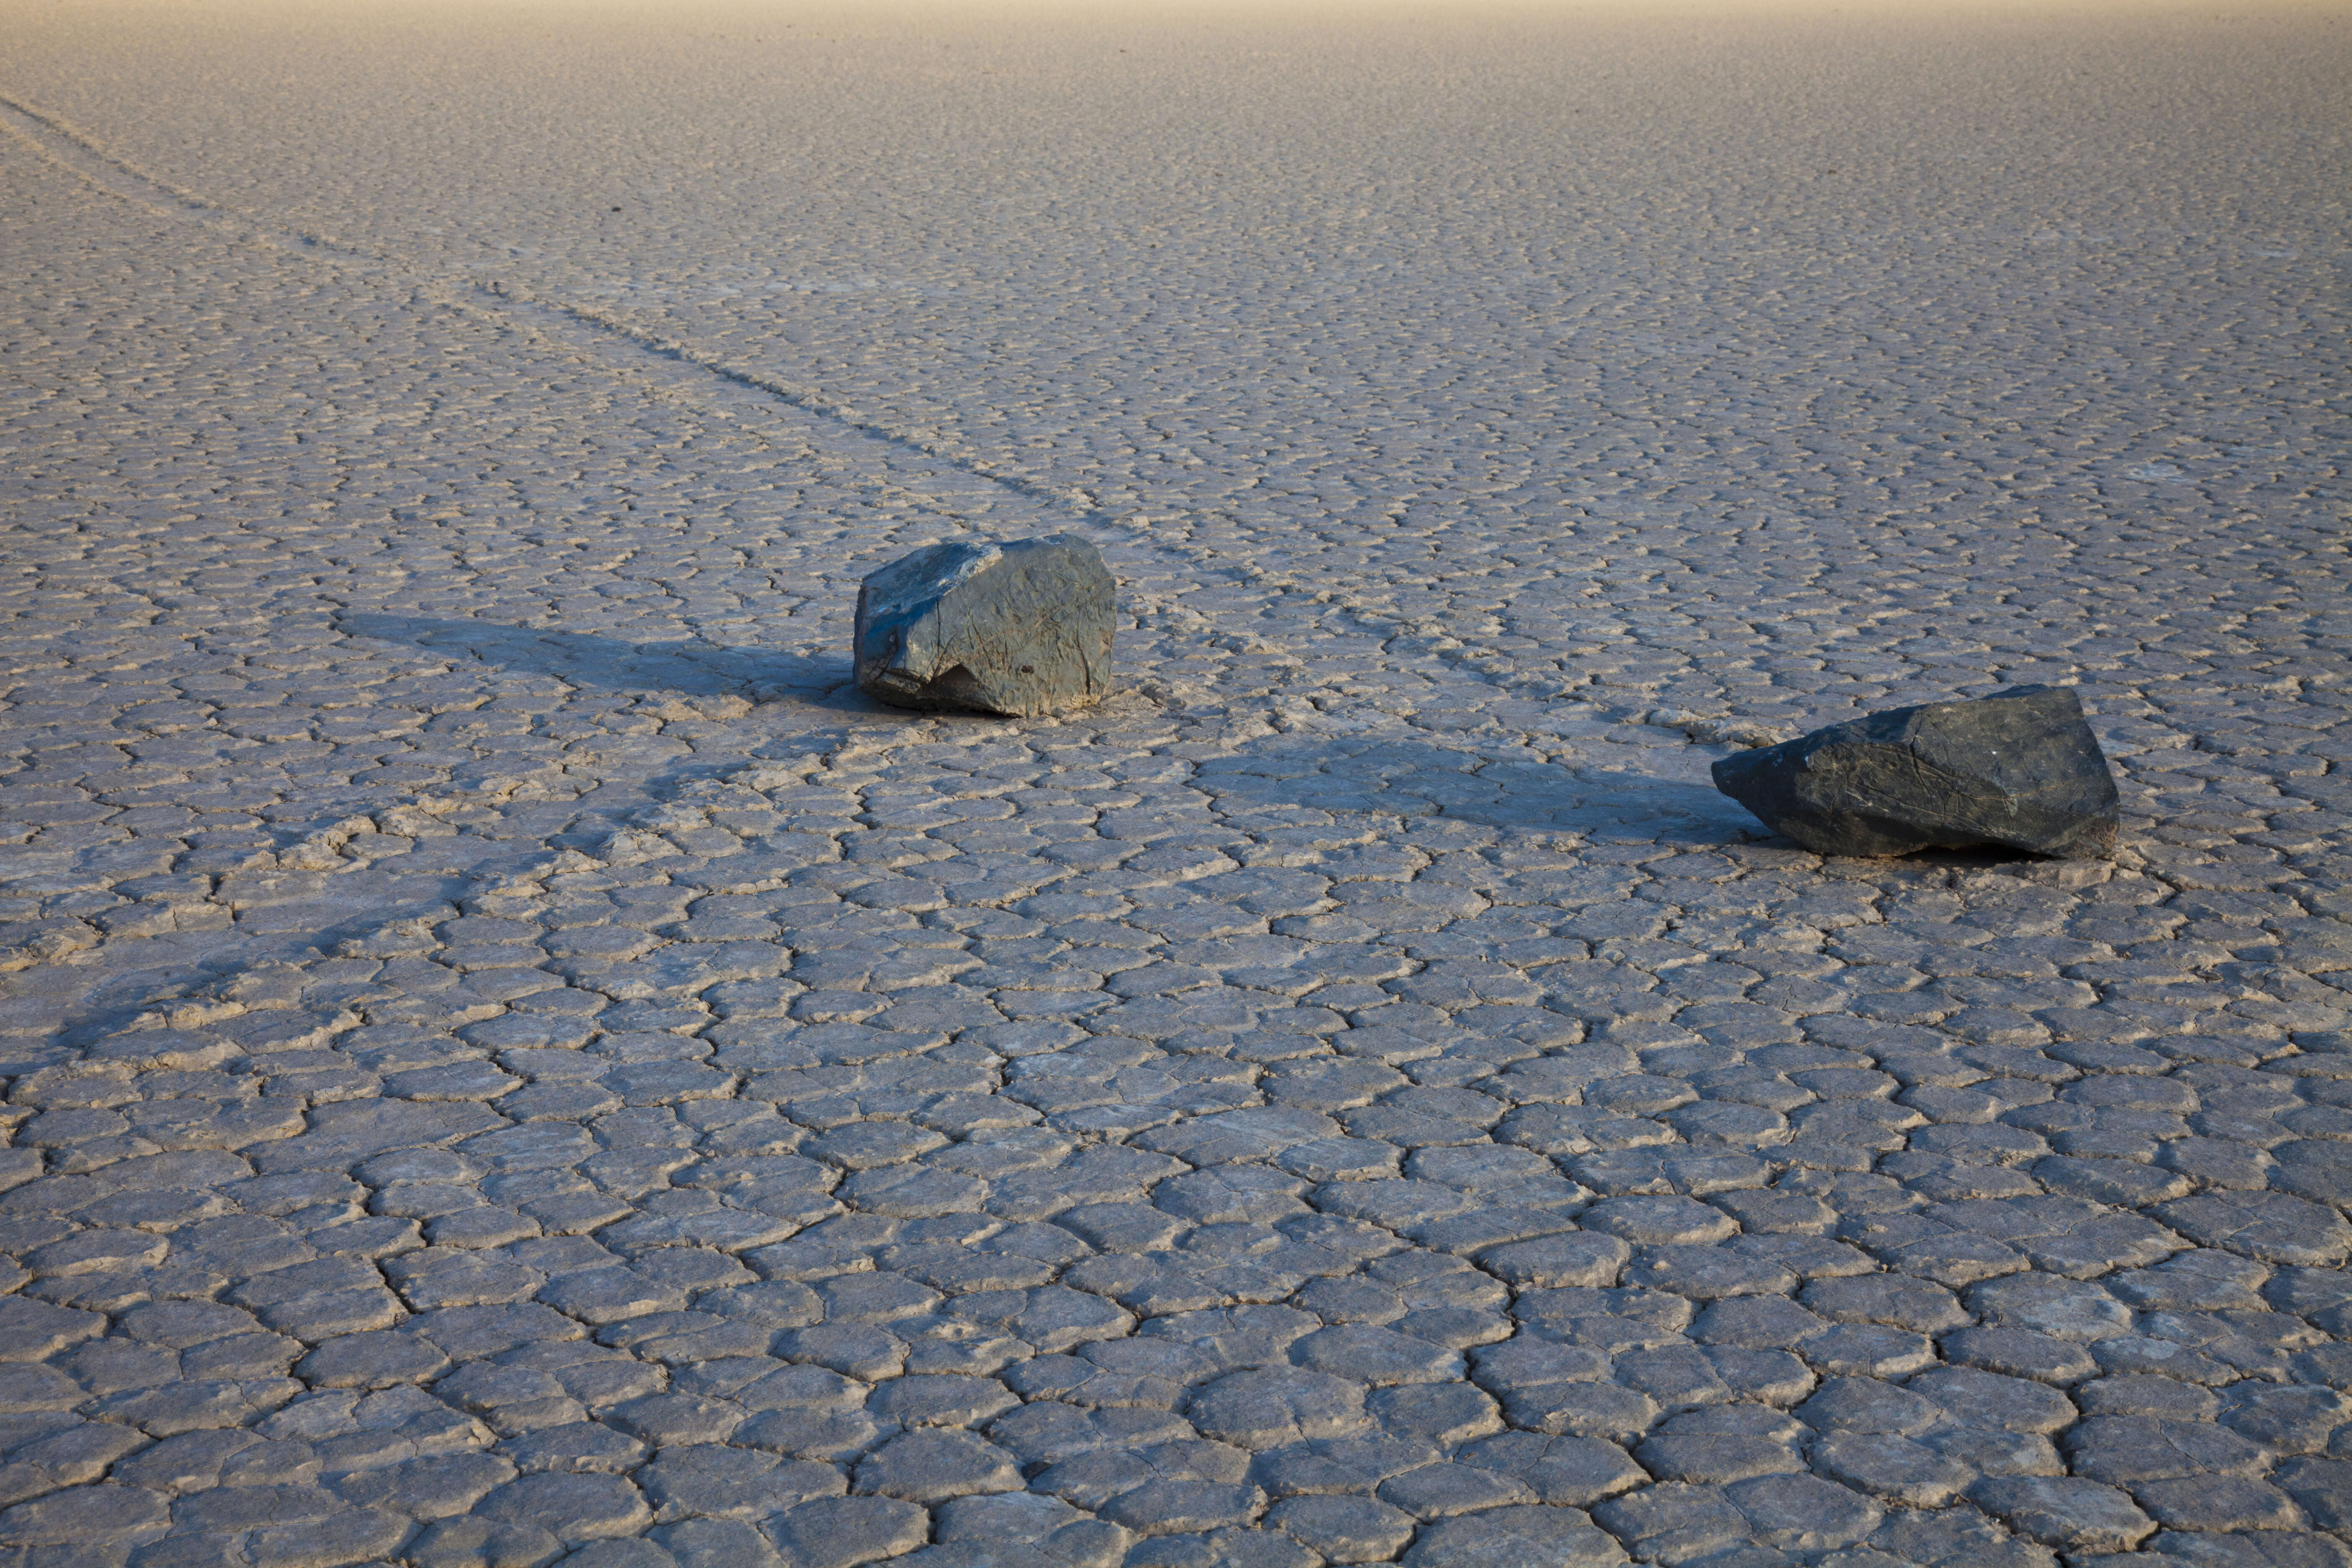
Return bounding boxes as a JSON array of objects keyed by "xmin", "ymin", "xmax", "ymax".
[
  {"xmin": 333, "ymin": 612, "xmax": 867, "ymax": 711},
  {"xmin": 1197, "ymin": 730, "xmax": 1762, "ymax": 844},
  {"xmin": 1901, "ymin": 843, "xmax": 2068, "ymax": 870}
]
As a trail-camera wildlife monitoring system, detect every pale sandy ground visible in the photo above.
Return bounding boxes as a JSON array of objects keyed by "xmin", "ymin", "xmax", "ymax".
[{"xmin": 0, "ymin": 3, "xmax": 2348, "ymax": 1565}]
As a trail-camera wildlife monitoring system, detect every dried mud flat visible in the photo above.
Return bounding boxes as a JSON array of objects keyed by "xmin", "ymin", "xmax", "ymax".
[{"xmin": 0, "ymin": 3, "xmax": 2347, "ymax": 1566}]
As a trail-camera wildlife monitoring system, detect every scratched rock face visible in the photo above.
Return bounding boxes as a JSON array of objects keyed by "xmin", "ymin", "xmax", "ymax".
[
  {"xmin": 1712, "ymin": 686, "xmax": 2122, "ymax": 860},
  {"xmin": 854, "ymin": 537, "xmax": 1117, "ymax": 719}
]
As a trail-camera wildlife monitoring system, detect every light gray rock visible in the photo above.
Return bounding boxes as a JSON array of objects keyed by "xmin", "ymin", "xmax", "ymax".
[
  {"xmin": 1590, "ymin": 1483, "xmax": 1752, "ymax": 1562},
  {"xmin": 1290, "ymin": 1323, "xmax": 1460, "ymax": 1386},
  {"xmin": 1480, "ymin": 1233, "xmax": 1631, "ymax": 1289},
  {"xmin": 2130, "ymin": 1475, "xmax": 2306, "ymax": 1532},
  {"xmin": 2218, "ymin": 1382, "xmax": 2352, "ymax": 1454},
  {"xmin": 852, "ymin": 1430, "xmax": 1024, "ymax": 1503},
  {"xmin": 407, "ymin": 1517, "xmax": 566, "ymax": 1568},
  {"xmin": 1727, "ymin": 1472, "xmax": 1884, "ymax": 1550},
  {"xmin": 547, "ymin": 1541, "xmax": 677, "ymax": 1568},
  {"xmin": 297, "ymin": 1331, "xmax": 450, "ymax": 1389},
  {"xmin": 1711, "ymin": 685, "xmax": 2118, "ymax": 859},
  {"xmin": 2275, "ymin": 1458, "xmax": 2352, "ymax": 1531},
  {"xmin": 2061, "ymin": 1415, "xmax": 2270, "ymax": 1483},
  {"xmin": 1401, "ymin": 1503, "xmax": 1627, "ymax": 1567},
  {"xmin": 854, "ymin": 535, "xmax": 1115, "ymax": 717},
  {"xmin": 1376, "ymin": 1460, "xmax": 1535, "ymax": 1518},
  {"xmin": 1454, "ymin": 1433, "xmax": 1645, "ymax": 1507},
  {"xmin": 1927, "ymin": 1426, "xmax": 2065, "ymax": 1478},
  {"xmin": 1810, "ymin": 1431, "xmax": 1974, "ymax": 1506},
  {"xmin": 1972, "ymin": 1475, "xmax": 2158, "ymax": 1554},
  {"xmin": 0, "ymin": 1484, "xmax": 171, "ymax": 1547},
  {"xmin": 1942, "ymin": 1325, "xmax": 2099, "ymax": 1384},
  {"xmin": 1187, "ymin": 1369, "xmax": 1375, "ymax": 1450},
  {"xmin": 638, "ymin": 1448, "xmax": 841, "ymax": 1522},
  {"xmin": 651, "ymin": 1518, "xmax": 788, "ymax": 1568},
  {"xmin": 931, "ymin": 1492, "xmax": 1132, "ymax": 1566},
  {"xmin": 1635, "ymin": 1430, "xmax": 1804, "ymax": 1485},
  {"xmin": 1907, "ymin": 1366, "xmax": 2079, "ymax": 1432},
  {"xmin": 1265, "ymin": 1493, "xmax": 1416, "ymax": 1563},
  {"xmin": 1578, "ymin": 1195, "xmax": 1738, "ymax": 1247},
  {"xmin": 473, "ymin": 1472, "xmax": 652, "ymax": 1545},
  {"xmin": 771, "ymin": 1496, "xmax": 933, "ymax": 1568},
  {"xmin": 2158, "ymin": 1191, "xmax": 2352, "ymax": 1268},
  {"xmin": 1366, "ymin": 1382, "xmax": 1503, "ymax": 1446},
  {"xmin": 1859, "ymin": 1509, "xmax": 2057, "ymax": 1568}
]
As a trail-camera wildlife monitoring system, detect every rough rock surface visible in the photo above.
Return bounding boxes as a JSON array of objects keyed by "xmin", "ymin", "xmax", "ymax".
[
  {"xmin": 855, "ymin": 537, "xmax": 1116, "ymax": 719},
  {"xmin": 1, "ymin": 8, "xmax": 2348, "ymax": 1568},
  {"xmin": 1712, "ymin": 686, "xmax": 2122, "ymax": 860}
]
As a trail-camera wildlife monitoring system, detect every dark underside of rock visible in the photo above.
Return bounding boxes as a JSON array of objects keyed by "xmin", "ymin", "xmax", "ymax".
[
  {"xmin": 854, "ymin": 534, "xmax": 1115, "ymax": 718},
  {"xmin": 1711, "ymin": 683, "xmax": 2120, "ymax": 859}
]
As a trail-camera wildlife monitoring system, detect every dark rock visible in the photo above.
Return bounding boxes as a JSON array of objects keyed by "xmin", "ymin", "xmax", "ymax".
[
  {"xmin": 1710, "ymin": 684, "xmax": 2118, "ymax": 859},
  {"xmin": 854, "ymin": 535, "xmax": 1114, "ymax": 717}
]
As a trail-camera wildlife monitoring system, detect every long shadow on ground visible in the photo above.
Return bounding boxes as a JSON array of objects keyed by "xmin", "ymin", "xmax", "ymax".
[
  {"xmin": 334, "ymin": 611, "xmax": 863, "ymax": 710},
  {"xmin": 1202, "ymin": 730, "xmax": 1764, "ymax": 843}
]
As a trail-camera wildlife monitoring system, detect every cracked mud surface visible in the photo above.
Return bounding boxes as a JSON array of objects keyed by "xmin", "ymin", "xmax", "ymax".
[{"xmin": 0, "ymin": 4, "xmax": 2347, "ymax": 1566}]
